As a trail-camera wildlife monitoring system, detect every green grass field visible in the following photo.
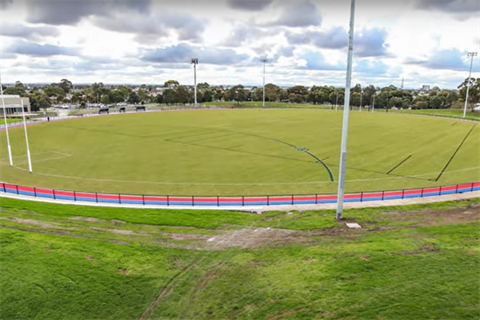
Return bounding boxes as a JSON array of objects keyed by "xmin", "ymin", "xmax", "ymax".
[
  {"xmin": 1, "ymin": 109, "xmax": 479, "ymax": 196},
  {"xmin": 1, "ymin": 197, "xmax": 479, "ymax": 320}
]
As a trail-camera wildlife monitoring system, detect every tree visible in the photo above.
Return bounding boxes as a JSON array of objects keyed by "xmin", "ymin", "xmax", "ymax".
[
  {"xmin": 227, "ymin": 85, "xmax": 246, "ymax": 104},
  {"xmin": 446, "ymin": 91, "xmax": 458, "ymax": 108},
  {"xmin": 162, "ymin": 89, "xmax": 176, "ymax": 104},
  {"xmin": 127, "ymin": 91, "xmax": 140, "ymax": 104},
  {"xmin": 287, "ymin": 85, "xmax": 308, "ymax": 103},
  {"xmin": 38, "ymin": 97, "xmax": 51, "ymax": 112},
  {"xmin": 430, "ymin": 95, "xmax": 445, "ymax": 109},
  {"xmin": 202, "ymin": 89, "xmax": 213, "ymax": 103},
  {"xmin": 458, "ymin": 77, "xmax": 480, "ymax": 111},
  {"xmin": 155, "ymin": 93, "xmax": 163, "ymax": 104},
  {"xmin": 4, "ymin": 86, "xmax": 26, "ymax": 96},
  {"xmin": 164, "ymin": 80, "xmax": 180, "ymax": 88},
  {"xmin": 175, "ymin": 86, "xmax": 191, "ymax": 104},
  {"xmin": 59, "ymin": 79, "xmax": 73, "ymax": 94},
  {"xmin": 100, "ymin": 94, "xmax": 111, "ymax": 105}
]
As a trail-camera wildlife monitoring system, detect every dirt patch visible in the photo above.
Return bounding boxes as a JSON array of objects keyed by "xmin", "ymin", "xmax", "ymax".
[
  {"xmin": 9, "ymin": 218, "xmax": 59, "ymax": 229},
  {"xmin": 116, "ymin": 268, "xmax": 128, "ymax": 274},
  {"xmin": 203, "ymin": 228, "xmax": 308, "ymax": 250},
  {"xmin": 89, "ymin": 227, "xmax": 135, "ymax": 235},
  {"xmin": 44, "ymin": 248, "xmax": 53, "ymax": 252},
  {"xmin": 165, "ymin": 233, "xmax": 211, "ymax": 241},
  {"xmin": 86, "ymin": 255, "xmax": 94, "ymax": 260},
  {"xmin": 70, "ymin": 216, "xmax": 102, "ymax": 223},
  {"xmin": 303, "ymin": 257, "xmax": 316, "ymax": 262},
  {"xmin": 381, "ymin": 204, "xmax": 480, "ymax": 226},
  {"xmin": 401, "ymin": 242, "xmax": 440, "ymax": 255},
  {"xmin": 110, "ymin": 219, "xmax": 125, "ymax": 226},
  {"xmin": 267, "ymin": 309, "xmax": 296, "ymax": 320}
]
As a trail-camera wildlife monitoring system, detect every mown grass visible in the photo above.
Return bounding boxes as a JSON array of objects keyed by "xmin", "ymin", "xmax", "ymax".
[
  {"xmin": 0, "ymin": 197, "xmax": 479, "ymax": 320},
  {"xmin": 1, "ymin": 109, "xmax": 478, "ymax": 196}
]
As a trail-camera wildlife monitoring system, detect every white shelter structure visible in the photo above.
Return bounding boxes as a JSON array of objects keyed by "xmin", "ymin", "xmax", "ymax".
[{"xmin": 0, "ymin": 95, "xmax": 31, "ymax": 116}]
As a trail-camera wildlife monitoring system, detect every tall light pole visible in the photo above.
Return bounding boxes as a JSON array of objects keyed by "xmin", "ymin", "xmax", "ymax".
[
  {"xmin": 0, "ymin": 83, "xmax": 13, "ymax": 166},
  {"xmin": 335, "ymin": 90, "xmax": 339, "ymax": 111},
  {"xmin": 372, "ymin": 93, "xmax": 376, "ymax": 113},
  {"xmin": 191, "ymin": 58, "xmax": 198, "ymax": 107},
  {"xmin": 360, "ymin": 89, "xmax": 363, "ymax": 112},
  {"xmin": 336, "ymin": 0, "xmax": 356, "ymax": 220},
  {"xmin": 261, "ymin": 58, "xmax": 268, "ymax": 107},
  {"xmin": 463, "ymin": 52, "xmax": 477, "ymax": 119}
]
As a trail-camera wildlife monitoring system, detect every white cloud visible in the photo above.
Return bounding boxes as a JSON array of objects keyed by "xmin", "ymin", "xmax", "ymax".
[{"xmin": 0, "ymin": 0, "xmax": 478, "ymax": 89}]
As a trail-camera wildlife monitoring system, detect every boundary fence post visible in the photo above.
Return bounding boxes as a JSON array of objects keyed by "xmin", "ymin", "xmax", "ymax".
[
  {"xmin": 471, "ymin": 183, "xmax": 474, "ymax": 192},
  {"xmin": 73, "ymin": 191, "xmax": 76, "ymax": 201},
  {"xmin": 267, "ymin": 195, "xmax": 270, "ymax": 206},
  {"xmin": 119, "ymin": 194, "xmax": 121, "ymax": 204},
  {"xmin": 242, "ymin": 196, "xmax": 244, "ymax": 206},
  {"xmin": 217, "ymin": 196, "xmax": 219, "ymax": 206},
  {"xmin": 53, "ymin": 189, "xmax": 56, "ymax": 200},
  {"xmin": 361, "ymin": 192, "xmax": 363, "ymax": 202},
  {"xmin": 95, "ymin": 192, "xmax": 98, "ymax": 203},
  {"xmin": 291, "ymin": 195, "xmax": 294, "ymax": 205},
  {"xmin": 456, "ymin": 184, "xmax": 459, "ymax": 194},
  {"xmin": 167, "ymin": 195, "xmax": 170, "ymax": 206},
  {"xmin": 439, "ymin": 186, "xmax": 442, "ymax": 196},
  {"xmin": 34, "ymin": 187, "xmax": 37, "ymax": 197},
  {"xmin": 2, "ymin": 182, "xmax": 5, "ymax": 193},
  {"xmin": 421, "ymin": 188, "xmax": 424, "ymax": 197},
  {"xmin": 381, "ymin": 191, "xmax": 384, "ymax": 201},
  {"xmin": 142, "ymin": 194, "xmax": 145, "ymax": 205},
  {"xmin": 192, "ymin": 196, "xmax": 194, "ymax": 207},
  {"xmin": 402, "ymin": 189, "xmax": 405, "ymax": 199},
  {"xmin": 16, "ymin": 185, "xmax": 19, "ymax": 195}
]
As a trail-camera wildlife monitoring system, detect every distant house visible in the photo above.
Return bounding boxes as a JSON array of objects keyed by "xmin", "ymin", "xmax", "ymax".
[{"xmin": 0, "ymin": 95, "xmax": 31, "ymax": 116}]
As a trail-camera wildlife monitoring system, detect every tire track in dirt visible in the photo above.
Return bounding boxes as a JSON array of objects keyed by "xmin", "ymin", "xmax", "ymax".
[{"xmin": 138, "ymin": 258, "xmax": 200, "ymax": 320}]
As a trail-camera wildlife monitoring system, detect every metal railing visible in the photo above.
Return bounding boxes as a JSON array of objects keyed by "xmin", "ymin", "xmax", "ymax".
[{"xmin": 1, "ymin": 182, "xmax": 479, "ymax": 207}]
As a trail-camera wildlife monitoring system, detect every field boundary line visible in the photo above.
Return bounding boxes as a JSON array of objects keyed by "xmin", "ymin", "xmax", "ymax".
[{"xmin": 434, "ymin": 125, "xmax": 477, "ymax": 182}]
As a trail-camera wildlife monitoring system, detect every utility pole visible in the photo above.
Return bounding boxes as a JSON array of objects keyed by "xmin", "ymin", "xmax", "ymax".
[
  {"xmin": 336, "ymin": 0, "xmax": 356, "ymax": 220},
  {"xmin": 463, "ymin": 52, "xmax": 477, "ymax": 119}
]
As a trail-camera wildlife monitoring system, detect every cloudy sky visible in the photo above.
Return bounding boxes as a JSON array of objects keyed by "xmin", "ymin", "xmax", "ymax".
[{"xmin": 0, "ymin": 0, "xmax": 479, "ymax": 89}]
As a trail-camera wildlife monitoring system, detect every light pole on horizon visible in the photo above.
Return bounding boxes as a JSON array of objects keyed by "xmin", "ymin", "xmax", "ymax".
[
  {"xmin": 335, "ymin": 90, "xmax": 339, "ymax": 111},
  {"xmin": 372, "ymin": 93, "xmax": 376, "ymax": 113},
  {"xmin": 463, "ymin": 52, "xmax": 477, "ymax": 119},
  {"xmin": 191, "ymin": 58, "xmax": 198, "ymax": 107},
  {"xmin": 360, "ymin": 89, "xmax": 363, "ymax": 112},
  {"xmin": 336, "ymin": 0, "xmax": 356, "ymax": 220},
  {"xmin": 261, "ymin": 58, "xmax": 268, "ymax": 107}
]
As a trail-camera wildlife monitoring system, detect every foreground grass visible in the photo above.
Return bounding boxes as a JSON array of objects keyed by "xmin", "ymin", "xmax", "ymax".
[{"xmin": 1, "ymin": 197, "xmax": 479, "ymax": 320}]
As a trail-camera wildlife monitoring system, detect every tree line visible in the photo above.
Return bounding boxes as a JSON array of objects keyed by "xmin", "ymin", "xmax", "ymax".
[{"xmin": 3, "ymin": 77, "xmax": 479, "ymax": 112}]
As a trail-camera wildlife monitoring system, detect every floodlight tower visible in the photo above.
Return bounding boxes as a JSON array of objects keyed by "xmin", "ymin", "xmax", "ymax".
[
  {"xmin": 191, "ymin": 58, "xmax": 198, "ymax": 106},
  {"xmin": 463, "ymin": 52, "xmax": 477, "ymax": 119},
  {"xmin": 261, "ymin": 58, "xmax": 268, "ymax": 107},
  {"xmin": 336, "ymin": 0, "xmax": 356, "ymax": 220}
]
